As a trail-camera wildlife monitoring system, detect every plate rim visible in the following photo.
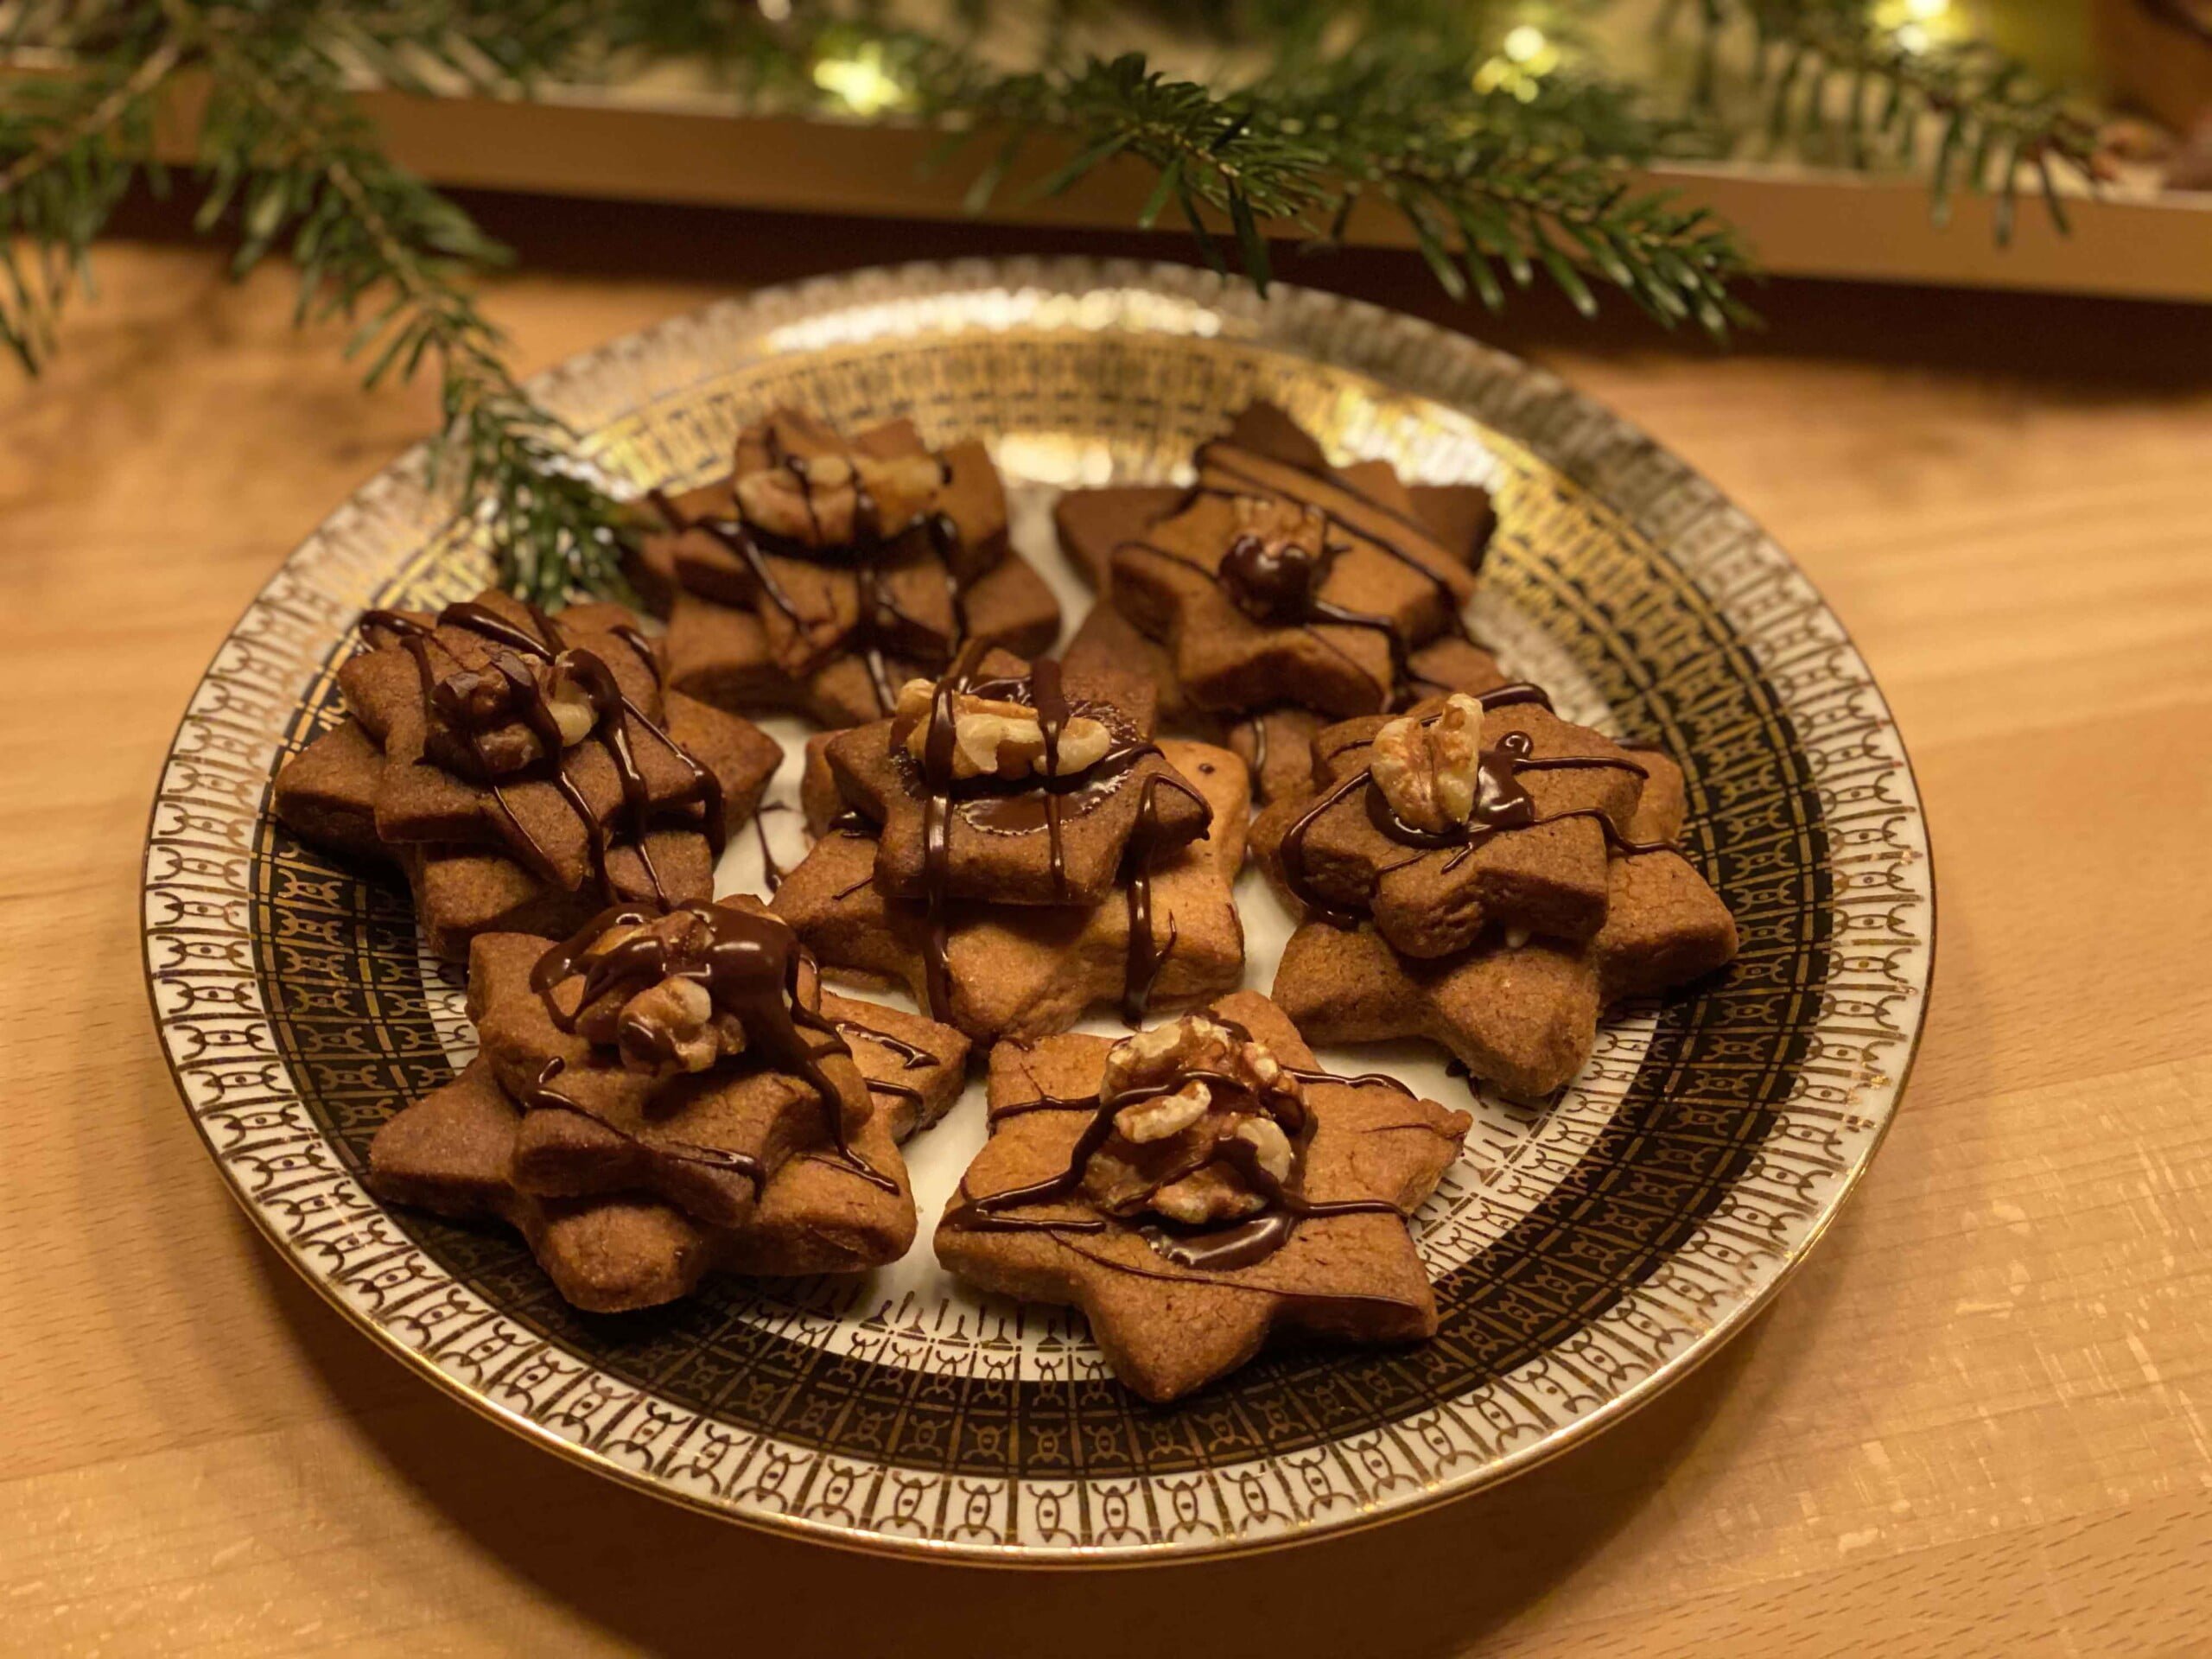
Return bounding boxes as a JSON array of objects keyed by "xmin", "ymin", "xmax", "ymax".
[{"xmin": 141, "ymin": 254, "xmax": 1936, "ymax": 1566}]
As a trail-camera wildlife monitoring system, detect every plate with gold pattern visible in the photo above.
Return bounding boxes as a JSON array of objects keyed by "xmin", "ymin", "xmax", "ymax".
[{"xmin": 142, "ymin": 257, "xmax": 1931, "ymax": 1562}]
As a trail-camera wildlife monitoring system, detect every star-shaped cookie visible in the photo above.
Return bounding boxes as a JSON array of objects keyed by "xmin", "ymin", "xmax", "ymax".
[
  {"xmin": 818, "ymin": 646, "xmax": 1211, "ymax": 907},
  {"xmin": 368, "ymin": 901, "xmax": 970, "ymax": 1310},
  {"xmin": 372, "ymin": 984, "xmax": 967, "ymax": 1308},
  {"xmin": 1257, "ymin": 689, "xmax": 1655, "ymax": 959},
  {"xmin": 467, "ymin": 901, "xmax": 945, "ymax": 1230},
  {"xmin": 1269, "ymin": 761, "xmax": 1736, "ymax": 1097},
  {"xmin": 933, "ymin": 991, "xmax": 1471, "ymax": 1402},
  {"xmin": 626, "ymin": 408, "xmax": 1061, "ymax": 727},
  {"xmin": 1084, "ymin": 404, "xmax": 1483, "ymax": 718},
  {"xmin": 271, "ymin": 590, "xmax": 781, "ymax": 961},
  {"xmin": 1051, "ymin": 403, "xmax": 1495, "ymax": 590},
  {"xmin": 772, "ymin": 737, "xmax": 1251, "ymax": 1042}
]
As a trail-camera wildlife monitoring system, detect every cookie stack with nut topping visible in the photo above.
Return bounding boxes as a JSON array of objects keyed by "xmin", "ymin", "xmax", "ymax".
[
  {"xmin": 270, "ymin": 588, "xmax": 782, "ymax": 962},
  {"xmin": 1262, "ymin": 688, "xmax": 1739, "ymax": 1096},
  {"xmin": 770, "ymin": 643, "xmax": 1252, "ymax": 1043},
  {"xmin": 631, "ymin": 407, "xmax": 1063, "ymax": 728},
  {"xmin": 1056, "ymin": 402, "xmax": 1506, "ymax": 804},
  {"xmin": 936, "ymin": 994, "xmax": 1471, "ymax": 1401},
  {"xmin": 369, "ymin": 898, "xmax": 970, "ymax": 1310}
]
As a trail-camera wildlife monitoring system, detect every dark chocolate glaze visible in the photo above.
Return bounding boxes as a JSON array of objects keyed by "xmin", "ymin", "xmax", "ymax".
[
  {"xmin": 944, "ymin": 1039, "xmax": 1411, "ymax": 1269},
  {"xmin": 1119, "ymin": 770, "xmax": 1211, "ymax": 1025},
  {"xmin": 1218, "ymin": 530, "xmax": 1325, "ymax": 625},
  {"xmin": 359, "ymin": 601, "xmax": 726, "ymax": 905},
  {"xmin": 834, "ymin": 1016, "xmax": 935, "ymax": 1071},
  {"xmin": 751, "ymin": 800, "xmax": 791, "ymax": 893},
  {"xmin": 529, "ymin": 901, "xmax": 896, "ymax": 1192},
  {"xmin": 1243, "ymin": 712, "xmax": 1270, "ymax": 794}
]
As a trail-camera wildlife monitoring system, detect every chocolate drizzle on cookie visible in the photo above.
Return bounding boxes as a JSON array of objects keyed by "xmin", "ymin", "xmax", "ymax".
[
  {"xmin": 528, "ymin": 901, "xmax": 897, "ymax": 1192},
  {"xmin": 1118, "ymin": 438, "xmax": 1479, "ymax": 709},
  {"xmin": 832, "ymin": 1013, "xmax": 937, "ymax": 1115},
  {"xmin": 944, "ymin": 1016, "xmax": 1408, "ymax": 1270},
  {"xmin": 651, "ymin": 422, "xmax": 972, "ymax": 716},
  {"xmin": 1279, "ymin": 683, "xmax": 1679, "ymax": 928},
  {"xmin": 906, "ymin": 643, "xmax": 1205, "ymax": 1023},
  {"xmin": 1120, "ymin": 770, "xmax": 1211, "ymax": 1025},
  {"xmin": 524, "ymin": 1056, "xmax": 767, "ymax": 1185},
  {"xmin": 360, "ymin": 601, "xmax": 725, "ymax": 905}
]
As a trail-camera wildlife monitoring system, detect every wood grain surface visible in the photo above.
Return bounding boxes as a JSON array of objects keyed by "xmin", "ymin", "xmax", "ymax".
[{"xmin": 3, "ymin": 199, "xmax": 2209, "ymax": 1657}]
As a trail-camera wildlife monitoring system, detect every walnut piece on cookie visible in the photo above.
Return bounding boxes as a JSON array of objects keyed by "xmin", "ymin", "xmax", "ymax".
[{"xmin": 934, "ymin": 991, "xmax": 1471, "ymax": 1402}]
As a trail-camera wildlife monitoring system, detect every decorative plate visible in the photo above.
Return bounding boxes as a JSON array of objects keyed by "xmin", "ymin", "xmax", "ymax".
[{"xmin": 142, "ymin": 257, "xmax": 1932, "ymax": 1563}]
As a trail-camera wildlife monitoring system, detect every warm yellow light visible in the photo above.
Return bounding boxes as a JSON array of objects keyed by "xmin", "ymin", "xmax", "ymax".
[
  {"xmin": 1503, "ymin": 24, "xmax": 1547, "ymax": 63},
  {"xmin": 1906, "ymin": 0, "xmax": 1949, "ymax": 18},
  {"xmin": 813, "ymin": 45, "xmax": 906, "ymax": 115}
]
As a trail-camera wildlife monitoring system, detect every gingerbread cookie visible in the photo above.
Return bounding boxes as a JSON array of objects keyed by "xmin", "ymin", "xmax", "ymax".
[
  {"xmin": 934, "ymin": 993, "xmax": 1471, "ymax": 1402},
  {"xmin": 1054, "ymin": 403, "xmax": 1508, "ymax": 802},
  {"xmin": 818, "ymin": 645, "xmax": 1210, "ymax": 907},
  {"xmin": 369, "ymin": 899, "xmax": 970, "ymax": 1310},
  {"xmin": 1264, "ymin": 685, "xmax": 1655, "ymax": 959},
  {"xmin": 1051, "ymin": 404, "xmax": 1495, "ymax": 589},
  {"xmin": 1268, "ymin": 709, "xmax": 1737, "ymax": 1096},
  {"xmin": 772, "ymin": 654, "xmax": 1250, "ymax": 1041},
  {"xmin": 629, "ymin": 408, "xmax": 1062, "ymax": 727},
  {"xmin": 271, "ymin": 590, "xmax": 781, "ymax": 962}
]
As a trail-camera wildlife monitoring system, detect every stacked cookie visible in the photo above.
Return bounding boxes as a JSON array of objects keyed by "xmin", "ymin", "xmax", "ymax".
[
  {"xmin": 370, "ymin": 899, "xmax": 969, "ymax": 1310},
  {"xmin": 1056, "ymin": 402, "xmax": 1504, "ymax": 802},
  {"xmin": 271, "ymin": 589, "xmax": 781, "ymax": 962},
  {"xmin": 771, "ymin": 644, "xmax": 1252, "ymax": 1043},
  {"xmin": 630, "ymin": 407, "xmax": 1062, "ymax": 728},
  {"xmin": 1262, "ymin": 688, "xmax": 1739, "ymax": 1096}
]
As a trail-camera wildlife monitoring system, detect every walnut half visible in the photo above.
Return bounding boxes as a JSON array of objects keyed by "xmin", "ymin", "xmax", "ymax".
[
  {"xmin": 1083, "ymin": 1014, "xmax": 1307, "ymax": 1225},
  {"xmin": 1370, "ymin": 692, "xmax": 1486, "ymax": 834},
  {"xmin": 891, "ymin": 677, "xmax": 1113, "ymax": 782}
]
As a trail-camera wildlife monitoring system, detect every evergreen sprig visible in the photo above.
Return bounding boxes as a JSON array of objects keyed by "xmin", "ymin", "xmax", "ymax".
[
  {"xmin": 1684, "ymin": 0, "xmax": 2098, "ymax": 239},
  {"xmin": 0, "ymin": 0, "xmax": 2097, "ymax": 602}
]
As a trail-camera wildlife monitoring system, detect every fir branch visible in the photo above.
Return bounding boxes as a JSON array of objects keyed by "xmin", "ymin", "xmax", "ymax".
[
  {"xmin": 0, "ymin": 25, "xmax": 181, "ymax": 368},
  {"xmin": 1689, "ymin": 0, "xmax": 2098, "ymax": 239},
  {"xmin": 197, "ymin": 30, "xmax": 630, "ymax": 605}
]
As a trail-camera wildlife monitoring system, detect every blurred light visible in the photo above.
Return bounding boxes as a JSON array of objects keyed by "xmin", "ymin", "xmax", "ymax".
[
  {"xmin": 813, "ymin": 44, "xmax": 907, "ymax": 114},
  {"xmin": 1874, "ymin": 0, "xmax": 1953, "ymax": 49},
  {"xmin": 758, "ymin": 0, "xmax": 791, "ymax": 19},
  {"xmin": 1477, "ymin": 18, "xmax": 1560, "ymax": 95}
]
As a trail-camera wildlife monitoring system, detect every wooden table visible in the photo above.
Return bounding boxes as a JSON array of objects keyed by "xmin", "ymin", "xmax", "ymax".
[{"xmin": 5, "ymin": 199, "xmax": 2210, "ymax": 1656}]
